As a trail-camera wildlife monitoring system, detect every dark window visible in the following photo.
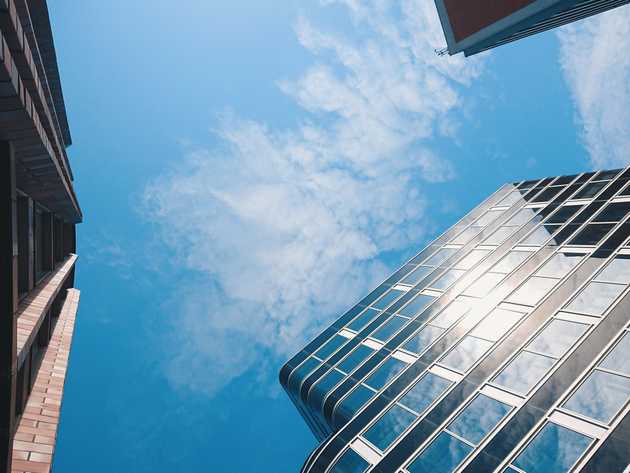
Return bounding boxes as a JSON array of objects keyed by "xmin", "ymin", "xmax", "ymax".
[
  {"xmin": 34, "ymin": 207, "xmax": 52, "ymax": 280},
  {"xmin": 593, "ymin": 202, "xmax": 630, "ymax": 222},
  {"xmin": 348, "ymin": 308, "xmax": 380, "ymax": 332},
  {"xmin": 333, "ymin": 385, "xmax": 375, "ymax": 425},
  {"xmin": 399, "ymin": 294, "xmax": 435, "ymax": 317},
  {"xmin": 595, "ymin": 169, "xmax": 621, "ymax": 181},
  {"xmin": 330, "ymin": 448, "xmax": 370, "ymax": 473},
  {"xmin": 372, "ymin": 289, "xmax": 404, "ymax": 310},
  {"xmin": 553, "ymin": 174, "xmax": 578, "ymax": 185},
  {"xmin": 568, "ymin": 223, "xmax": 615, "ymax": 246},
  {"xmin": 338, "ymin": 345, "xmax": 374, "ymax": 374},
  {"xmin": 573, "ymin": 181, "xmax": 607, "ymax": 199},
  {"xmin": 402, "ymin": 266, "xmax": 432, "ymax": 285},
  {"xmin": 314, "ymin": 335, "xmax": 347, "ymax": 359},
  {"xmin": 17, "ymin": 195, "xmax": 30, "ymax": 295},
  {"xmin": 407, "ymin": 432, "xmax": 472, "ymax": 473},
  {"xmin": 532, "ymin": 186, "xmax": 563, "ymax": 203},
  {"xmin": 371, "ymin": 316, "xmax": 407, "ymax": 342},
  {"xmin": 546, "ymin": 205, "xmax": 581, "ymax": 224}
]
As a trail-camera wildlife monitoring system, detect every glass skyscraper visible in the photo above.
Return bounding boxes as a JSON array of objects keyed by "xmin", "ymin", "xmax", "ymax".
[{"xmin": 281, "ymin": 169, "xmax": 630, "ymax": 473}]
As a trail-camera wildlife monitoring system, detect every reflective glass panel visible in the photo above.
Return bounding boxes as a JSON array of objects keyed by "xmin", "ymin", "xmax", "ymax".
[
  {"xmin": 494, "ymin": 351, "xmax": 555, "ymax": 394},
  {"xmin": 565, "ymin": 282, "xmax": 625, "ymax": 315},
  {"xmin": 399, "ymin": 294, "xmax": 435, "ymax": 317},
  {"xmin": 334, "ymin": 385, "xmax": 375, "ymax": 425},
  {"xmin": 471, "ymin": 308, "xmax": 523, "ymax": 342},
  {"xmin": 399, "ymin": 373, "xmax": 452, "ymax": 414},
  {"xmin": 348, "ymin": 308, "xmax": 380, "ymax": 332},
  {"xmin": 492, "ymin": 251, "xmax": 532, "ymax": 274},
  {"xmin": 310, "ymin": 369, "xmax": 345, "ymax": 408},
  {"xmin": 476, "ymin": 210, "xmax": 503, "ymax": 226},
  {"xmin": 546, "ymin": 205, "xmax": 581, "ymax": 224},
  {"xmin": 521, "ymin": 225, "xmax": 560, "ymax": 245},
  {"xmin": 507, "ymin": 208, "xmax": 539, "ymax": 226},
  {"xmin": 448, "ymin": 394, "xmax": 511, "ymax": 445},
  {"xmin": 508, "ymin": 277, "xmax": 557, "ymax": 306},
  {"xmin": 402, "ymin": 265, "xmax": 433, "ymax": 285},
  {"xmin": 407, "ymin": 432, "xmax": 472, "ymax": 473},
  {"xmin": 452, "ymin": 227, "xmax": 480, "ymax": 244},
  {"xmin": 484, "ymin": 227, "xmax": 514, "ymax": 245},
  {"xmin": 533, "ymin": 186, "xmax": 563, "ymax": 202},
  {"xmin": 338, "ymin": 345, "xmax": 375, "ymax": 374},
  {"xmin": 568, "ymin": 223, "xmax": 615, "ymax": 246},
  {"xmin": 573, "ymin": 181, "xmax": 606, "ymax": 199},
  {"xmin": 464, "ymin": 273, "xmax": 505, "ymax": 297},
  {"xmin": 402, "ymin": 325, "xmax": 444, "ymax": 354},
  {"xmin": 441, "ymin": 336, "xmax": 493, "ymax": 372},
  {"xmin": 593, "ymin": 202, "xmax": 630, "ymax": 222},
  {"xmin": 431, "ymin": 269, "xmax": 466, "ymax": 290},
  {"xmin": 512, "ymin": 423, "xmax": 592, "ymax": 473},
  {"xmin": 431, "ymin": 299, "xmax": 471, "ymax": 329},
  {"xmin": 330, "ymin": 448, "xmax": 370, "ymax": 473},
  {"xmin": 372, "ymin": 288, "xmax": 404, "ymax": 310},
  {"xmin": 499, "ymin": 192, "xmax": 523, "ymax": 206},
  {"xmin": 425, "ymin": 248, "xmax": 457, "ymax": 266},
  {"xmin": 363, "ymin": 404, "xmax": 416, "ymax": 451},
  {"xmin": 600, "ymin": 333, "xmax": 630, "ymax": 376},
  {"xmin": 536, "ymin": 253, "xmax": 583, "ymax": 279},
  {"xmin": 364, "ymin": 358, "xmax": 407, "ymax": 390},
  {"xmin": 315, "ymin": 335, "xmax": 348, "ymax": 359},
  {"xmin": 563, "ymin": 370, "xmax": 630, "ymax": 424},
  {"xmin": 595, "ymin": 256, "xmax": 630, "ymax": 284},
  {"xmin": 596, "ymin": 169, "xmax": 621, "ymax": 180},
  {"xmin": 528, "ymin": 319, "xmax": 589, "ymax": 358},
  {"xmin": 371, "ymin": 316, "xmax": 407, "ymax": 342},
  {"xmin": 455, "ymin": 249, "xmax": 490, "ymax": 270},
  {"xmin": 288, "ymin": 357, "xmax": 320, "ymax": 393}
]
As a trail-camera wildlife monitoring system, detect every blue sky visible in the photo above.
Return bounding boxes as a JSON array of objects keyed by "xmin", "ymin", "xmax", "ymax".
[{"xmin": 48, "ymin": 1, "xmax": 630, "ymax": 472}]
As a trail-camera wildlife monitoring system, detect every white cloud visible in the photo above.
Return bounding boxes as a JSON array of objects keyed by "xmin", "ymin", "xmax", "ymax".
[
  {"xmin": 143, "ymin": 0, "xmax": 485, "ymax": 396},
  {"xmin": 558, "ymin": 5, "xmax": 630, "ymax": 168}
]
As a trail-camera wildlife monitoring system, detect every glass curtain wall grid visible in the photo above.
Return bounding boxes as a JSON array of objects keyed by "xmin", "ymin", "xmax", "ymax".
[{"xmin": 280, "ymin": 168, "xmax": 630, "ymax": 473}]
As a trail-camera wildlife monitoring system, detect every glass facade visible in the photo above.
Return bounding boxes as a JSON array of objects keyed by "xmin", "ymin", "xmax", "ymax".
[{"xmin": 280, "ymin": 169, "xmax": 630, "ymax": 473}]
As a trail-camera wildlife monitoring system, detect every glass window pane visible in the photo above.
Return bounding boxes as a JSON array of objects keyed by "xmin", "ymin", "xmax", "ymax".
[
  {"xmin": 399, "ymin": 294, "xmax": 435, "ymax": 317},
  {"xmin": 407, "ymin": 432, "xmax": 472, "ymax": 473},
  {"xmin": 563, "ymin": 370, "xmax": 630, "ymax": 424},
  {"xmin": 484, "ymin": 227, "xmax": 514, "ymax": 245},
  {"xmin": 596, "ymin": 169, "xmax": 621, "ymax": 180},
  {"xmin": 331, "ymin": 448, "xmax": 370, "ymax": 473},
  {"xmin": 600, "ymin": 333, "xmax": 630, "ymax": 376},
  {"xmin": 425, "ymin": 248, "xmax": 456, "ymax": 266},
  {"xmin": 528, "ymin": 319, "xmax": 589, "ymax": 358},
  {"xmin": 399, "ymin": 372, "xmax": 452, "ymax": 414},
  {"xmin": 512, "ymin": 423, "xmax": 592, "ymax": 473},
  {"xmin": 565, "ymin": 282, "xmax": 624, "ymax": 315},
  {"xmin": 455, "ymin": 249, "xmax": 490, "ymax": 270},
  {"xmin": 315, "ymin": 335, "xmax": 348, "ymax": 359},
  {"xmin": 348, "ymin": 308, "xmax": 380, "ymax": 332},
  {"xmin": 288, "ymin": 357, "xmax": 320, "ymax": 392},
  {"xmin": 471, "ymin": 308, "xmax": 523, "ymax": 342},
  {"xmin": 593, "ymin": 202, "xmax": 630, "ymax": 222},
  {"xmin": 536, "ymin": 253, "xmax": 583, "ymax": 279},
  {"xmin": 431, "ymin": 269, "xmax": 466, "ymax": 290},
  {"xmin": 521, "ymin": 225, "xmax": 561, "ymax": 245},
  {"xmin": 333, "ymin": 385, "xmax": 376, "ymax": 426},
  {"xmin": 574, "ymin": 181, "xmax": 606, "ymax": 199},
  {"xmin": 441, "ymin": 336, "xmax": 493, "ymax": 373},
  {"xmin": 403, "ymin": 325, "xmax": 444, "ymax": 354},
  {"xmin": 499, "ymin": 192, "xmax": 523, "ymax": 206},
  {"xmin": 338, "ymin": 345, "xmax": 374, "ymax": 374},
  {"xmin": 595, "ymin": 256, "xmax": 630, "ymax": 284},
  {"xmin": 492, "ymin": 251, "xmax": 532, "ymax": 274},
  {"xmin": 533, "ymin": 186, "xmax": 563, "ymax": 203},
  {"xmin": 402, "ymin": 265, "xmax": 432, "ymax": 285},
  {"xmin": 452, "ymin": 227, "xmax": 480, "ymax": 244},
  {"xmin": 448, "ymin": 394, "xmax": 511, "ymax": 445},
  {"xmin": 546, "ymin": 205, "xmax": 581, "ymax": 224},
  {"xmin": 310, "ymin": 369, "xmax": 345, "ymax": 408},
  {"xmin": 507, "ymin": 208, "xmax": 539, "ymax": 226},
  {"xmin": 364, "ymin": 358, "xmax": 407, "ymax": 390},
  {"xmin": 568, "ymin": 223, "xmax": 615, "ymax": 246},
  {"xmin": 464, "ymin": 273, "xmax": 505, "ymax": 297},
  {"xmin": 363, "ymin": 404, "xmax": 416, "ymax": 451},
  {"xmin": 371, "ymin": 316, "xmax": 407, "ymax": 342},
  {"xmin": 508, "ymin": 277, "xmax": 557, "ymax": 306},
  {"xmin": 431, "ymin": 299, "xmax": 471, "ymax": 329},
  {"xmin": 494, "ymin": 351, "xmax": 556, "ymax": 394},
  {"xmin": 476, "ymin": 210, "xmax": 503, "ymax": 226},
  {"xmin": 372, "ymin": 288, "xmax": 405, "ymax": 310}
]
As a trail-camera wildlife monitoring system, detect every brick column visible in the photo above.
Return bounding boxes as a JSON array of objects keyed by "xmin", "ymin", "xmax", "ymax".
[{"xmin": 0, "ymin": 141, "xmax": 18, "ymax": 473}]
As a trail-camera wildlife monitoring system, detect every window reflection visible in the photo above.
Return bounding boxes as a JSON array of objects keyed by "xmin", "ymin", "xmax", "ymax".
[
  {"xmin": 333, "ymin": 385, "xmax": 375, "ymax": 426},
  {"xmin": 494, "ymin": 351, "xmax": 556, "ymax": 394},
  {"xmin": 464, "ymin": 273, "xmax": 505, "ymax": 297},
  {"xmin": 399, "ymin": 372, "xmax": 452, "ymax": 415},
  {"xmin": 564, "ymin": 281, "xmax": 625, "ymax": 315},
  {"xmin": 372, "ymin": 288, "xmax": 405, "ymax": 310},
  {"xmin": 363, "ymin": 404, "xmax": 416, "ymax": 451},
  {"xmin": 364, "ymin": 358, "xmax": 407, "ymax": 390},
  {"xmin": 511, "ymin": 423, "xmax": 592, "ymax": 473},
  {"xmin": 492, "ymin": 251, "xmax": 532, "ymax": 274},
  {"xmin": 455, "ymin": 249, "xmax": 490, "ymax": 270},
  {"xmin": 568, "ymin": 223, "xmax": 615, "ymax": 246},
  {"xmin": 338, "ymin": 345, "xmax": 374, "ymax": 374},
  {"xmin": 521, "ymin": 225, "xmax": 560, "ymax": 245},
  {"xmin": 595, "ymin": 256, "xmax": 630, "ymax": 284},
  {"xmin": 402, "ymin": 265, "xmax": 432, "ymax": 285},
  {"xmin": 484, "ymin": 227, "xmax": 514, "ymax": 245},
  {"xmin": 431, "ymin": 299, "xmax": 471, "ymax": 328},
  {"xmin": 348, "ymin": 308, "xmax": 380, "ymax": 332},
  {"xmin": 425, "ymin": 248, "xmax": 457, "ymax": 266},
  {"xmin": 330, "ymin": 448, "xmax": 370, "ymax": 473},
  {"xmin": 402, "ymin": 325, "xmax": 444, "ymax": 354},
  {"xmin": 407, "ymin": 432, "xmax": 472, "ymax": 473},
  {"xmin": 563, "ymin": 370, "xmax": 630, "ymax": 424},
  {"xmin": 448, "ymin": 394, "xmax": 511, "ymax": 445},
  {"xmin": 315, "ymin": 335, "xmax": 347, "ymax": 359},
  {"xmin": 508, "ymin": 277, "xmax": 557, "ymax": 306},
  {"xmin": 399, "ymin": 294, "xmax": 435, "ymax": 317},
  {"xmin": 431, "ymin": 269, "xmax": 466, "ymax": 290},
  {"xmin": 371, "ymin": 316, "xmax": 407, "ymax": 342},
  {"xmin": 441, "ymin": 336, "xmax": 493, "ymax": 373},
  {"xmin": 536, "ymin": 253, "xmax": 583, "ymax": 278},
  {"xmin": 601, "ymin": 333, "xmax": 630, "ymax": 375},
  {"xmin": 527, "ymin": 319, "xmax": 588, "ymax": 358}
]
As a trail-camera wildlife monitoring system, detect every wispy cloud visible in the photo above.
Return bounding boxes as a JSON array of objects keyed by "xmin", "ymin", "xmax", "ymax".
[
  {"xmin": 142, "ymin": 0, "xmax": 486, "ymax": 396},
  {"xmin": 558, "ymin": 5, "xmax": 630, "ymax": 168}
]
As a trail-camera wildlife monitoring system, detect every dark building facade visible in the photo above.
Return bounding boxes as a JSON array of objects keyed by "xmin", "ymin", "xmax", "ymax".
[
  {"xmin": 281, "ymin": 169, "xmax": 630, "ymax": 472},
  {"xmin": 434, "ymin": 0, "xmax": 630, "ymax": 56},
  {"xmin": 0, "ymin": 1, "xmax": 81, "ymax": 472}
]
